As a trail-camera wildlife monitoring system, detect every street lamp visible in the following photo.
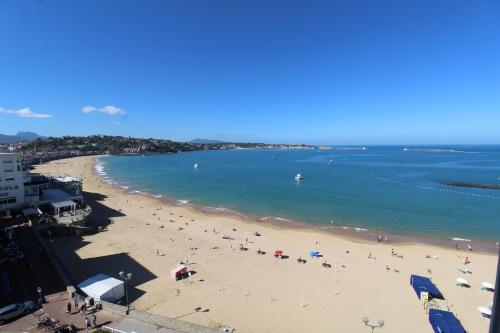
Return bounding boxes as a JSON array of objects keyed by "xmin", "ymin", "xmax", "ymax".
[
  {"xmin": 119, "ymin": 271, "xmax": 133, "ymax": 315},
  {"xmin": 361, "ymin": 316, "xmax": 385, "ymax": 332}
]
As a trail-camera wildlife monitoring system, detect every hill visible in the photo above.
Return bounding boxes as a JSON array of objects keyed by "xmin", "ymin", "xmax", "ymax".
[
  {"xmin": 0, "ymin": 131, "xmax": 45, "ymax": 144},
  {"xmin": 190, "ymin": 138, "xmax": 226, "ymax": 144}
]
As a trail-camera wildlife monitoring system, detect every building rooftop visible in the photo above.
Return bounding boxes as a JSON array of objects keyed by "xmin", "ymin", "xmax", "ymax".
[{"xmin": 41, "ymin": 188, "xmax": 75, "ymax": 203}]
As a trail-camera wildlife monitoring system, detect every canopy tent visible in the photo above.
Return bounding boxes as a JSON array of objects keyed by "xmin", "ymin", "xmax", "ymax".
[
  {"xmin": 410, "ymin": 275, "xmax": 443, "ymax": 299},
  {"xmin": 171, "ymin": 265, "xmax": 187, "ymax": 281},
  {"xmin": 429, "ymin": 309, "xmax": 465, "ymax": 333},
  {"xmin": 77, "ymin": 274, "xmax": 124, "ymax": 302}
]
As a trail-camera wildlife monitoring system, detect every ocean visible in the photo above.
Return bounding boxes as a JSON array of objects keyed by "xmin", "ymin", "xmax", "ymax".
[{"xmin": 95, "ymin": 146, "xmax": 500, "ymax": 242}]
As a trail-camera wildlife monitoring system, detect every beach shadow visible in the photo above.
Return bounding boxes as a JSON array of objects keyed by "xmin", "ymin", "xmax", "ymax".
[
  {"xmin": 82, "ymin": 191, "xmax": 126, "ymax": 228},
  {"xmin": 49, "ymin": 237, "xmax": 157, "ymax": 303}
]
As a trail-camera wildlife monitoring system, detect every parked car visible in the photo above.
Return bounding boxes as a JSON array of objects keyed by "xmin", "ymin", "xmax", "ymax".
[{"xmin": 0, "ymin": 301, "xmax": 35, "ymax": 324}]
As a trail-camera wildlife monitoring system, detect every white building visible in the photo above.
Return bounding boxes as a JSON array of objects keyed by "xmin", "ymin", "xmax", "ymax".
[{"xmin": 0, "ymin": 153, "xmax": 25, "ymax": 212}]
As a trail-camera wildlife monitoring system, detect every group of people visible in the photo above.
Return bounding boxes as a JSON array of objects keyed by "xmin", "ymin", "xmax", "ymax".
[{"xmin": 65, "ymin": 297, "xmax": 99, "ymax": 331}]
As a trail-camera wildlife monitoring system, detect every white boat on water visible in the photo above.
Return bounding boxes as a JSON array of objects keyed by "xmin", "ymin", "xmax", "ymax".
[
  {"xmin": 193, "ymin": 163, "xmax": 199, "ymax": 168},
  {"xmin": 294, "ymin": 173, "xmax": 303, "ymax": 181},
  {"xmin": 328, "ymin": 153, "xmax": 335, "ymax": 164}
]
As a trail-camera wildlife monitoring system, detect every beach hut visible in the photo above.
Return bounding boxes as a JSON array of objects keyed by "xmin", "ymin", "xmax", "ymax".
[
  {"xmin": 428, "ymin": 309, "xmax": 465, "ymax": 333},
  {"xmin": 410, "ymin": 275, "xmax": 443, "ymax": 299},
  {"xmin": 77, "ymin": 274, "xmax": 124, "ymax": 303},
  {"xmin": 171, "ymin": 265, "xmax": 187, "ymax": 281}
]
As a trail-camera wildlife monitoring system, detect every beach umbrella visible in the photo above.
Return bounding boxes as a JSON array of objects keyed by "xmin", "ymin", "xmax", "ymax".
[{"xmin": 274, "ymin": 250, "xmax": 283, "ymax": 256}]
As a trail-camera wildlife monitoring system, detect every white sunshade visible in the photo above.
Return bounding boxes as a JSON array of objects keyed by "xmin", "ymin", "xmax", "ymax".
[
  {"xmin": 478, "ymin": 306, "xmax": 492, "ymax": 316},
  {"xmin": 456, "ymin": 278, "xmax": 469, "ymax": 285},
  {"xmin": 77, "ymin": 274, "xmax": 124, "ymax": 302},
  {"xmin": 482, "ymin": 282, "xmax": 495, "ymax": 290}
]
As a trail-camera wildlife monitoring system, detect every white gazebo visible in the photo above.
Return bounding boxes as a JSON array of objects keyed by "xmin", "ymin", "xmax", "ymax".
[{"xmin": 51, "ymin": 200, "xmax": 77, "ymax": 216}]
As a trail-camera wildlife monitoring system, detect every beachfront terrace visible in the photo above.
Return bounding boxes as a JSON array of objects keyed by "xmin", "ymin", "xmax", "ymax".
[{"xmin": 49, "ymin": 205, "xmax": 92, "ymax": 226}]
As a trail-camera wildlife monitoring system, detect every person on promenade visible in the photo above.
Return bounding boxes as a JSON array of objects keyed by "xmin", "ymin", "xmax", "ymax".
[
  {"xmin": 85, "ymin": 317, "xmax": 91, "ymax": 331},
  {"xmin": 80, "ymin": 303, "xmax": 86, "ymax": 315},
  {"xmin": 66, "ymin": 301, "xmax": 72, "ymax": 313},
  {"xmin": 92, "ymin": 313, "xmax": 97, "ymax": 328},
  {"xmin": 74, "ymin": 298, "xmax": 78, "ymax": 310}
]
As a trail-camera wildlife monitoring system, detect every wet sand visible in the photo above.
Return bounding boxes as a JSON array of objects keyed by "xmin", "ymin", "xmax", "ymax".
[{"xmin": 35, "ymin": 156, "xmax": 498, "ymax": 333}]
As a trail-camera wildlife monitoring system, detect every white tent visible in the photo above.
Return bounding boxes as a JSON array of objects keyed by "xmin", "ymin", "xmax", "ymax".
[{"xmin": 77, "ymin": 274, "xmax": 125, "ymax": 302}]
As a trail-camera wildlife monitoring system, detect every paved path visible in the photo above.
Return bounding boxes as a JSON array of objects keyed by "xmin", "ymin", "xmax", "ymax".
[
  {"xmin": 106, "ymin": 317, "xmax": 184, "ymax": 333},
  {"xmin": 0, "ymin": 290, "xmax": 120, "ymax": 332}
]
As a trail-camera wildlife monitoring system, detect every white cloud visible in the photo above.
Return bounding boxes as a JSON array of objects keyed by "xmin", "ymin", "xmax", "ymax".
[
  {"xmin": 0, "ymin": 107, "xmax": 52, "ymax": 119},
  {"xmin": 82, "ymin": 105, "xmax": 126, "ymax": 115},
  {"xmin": 82, "ymin": 105, "xmax": 97, "ymax": 113}
]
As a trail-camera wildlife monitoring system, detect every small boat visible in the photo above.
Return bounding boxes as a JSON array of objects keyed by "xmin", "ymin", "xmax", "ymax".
[
  {"xmin": 328, "ymin": 154, "xmax": 335, "ymax": 164},
  {"xmin": 294, "ymin": 173, "xmax": 303, "ymax": 181},
  {"xmin": 193, "ymin": 163, "xmax": 199, "ymax": 168}
]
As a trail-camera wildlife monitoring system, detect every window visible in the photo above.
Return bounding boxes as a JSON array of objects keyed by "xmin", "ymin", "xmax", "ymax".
[
  {"xmin": 4, "ymin": 169, "xmax": 14, "ymax": 173},
  {"xmin": 0, "ymin": 197, "xmax": 16, "ymax": 205},
  {"xmin": 2, "ymin": 160, "xmax": 13, "ymax": 164},
  {"xmin": 5, "ymin": 178, "xmax": 15, "ymax": 181}
]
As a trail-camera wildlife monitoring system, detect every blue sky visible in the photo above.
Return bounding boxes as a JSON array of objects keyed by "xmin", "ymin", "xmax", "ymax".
[{"xmin": 0, "ymin": 0, "xmax": 499, "ymax": 144}]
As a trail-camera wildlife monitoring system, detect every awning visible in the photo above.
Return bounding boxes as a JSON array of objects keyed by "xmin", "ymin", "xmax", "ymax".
[
  {"xmin": 410, "ymin": 275, "xmax": 443, "ymax": 299},
  {"xmin": 429, "ymin": 309, "xmax": 465, "ymax": 333}
]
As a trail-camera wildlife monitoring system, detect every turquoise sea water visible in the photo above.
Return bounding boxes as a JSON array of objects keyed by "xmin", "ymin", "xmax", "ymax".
[{"xmin": 97, "ymin": 146, "xmax": 500, "ymax": 242}]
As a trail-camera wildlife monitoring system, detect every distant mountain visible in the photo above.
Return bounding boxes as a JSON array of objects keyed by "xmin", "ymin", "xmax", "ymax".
[
  {"xmin": 190, "ymin": 138, "xmax": 226, "ymax": 144},
  {"xmin": 0, "ymin": 131, "xmax": 45, "ymax": 144}
]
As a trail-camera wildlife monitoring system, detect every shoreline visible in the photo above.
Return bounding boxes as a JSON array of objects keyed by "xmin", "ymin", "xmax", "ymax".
[{"xmin": 95, "ymin": 155, "xmax": 499, "ymax": 254}]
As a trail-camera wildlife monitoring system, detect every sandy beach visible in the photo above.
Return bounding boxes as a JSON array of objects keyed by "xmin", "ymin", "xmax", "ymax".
[{"xmin": 34, "ymin": 156, "xmax": 497, "ymax": 333}]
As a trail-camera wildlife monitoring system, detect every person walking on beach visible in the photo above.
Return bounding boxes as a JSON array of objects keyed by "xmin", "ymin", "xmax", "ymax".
[
  {"xmin": 92, "ymin": 313, "xmax": 97, "ymax": 328},
  {"xmin": 66, "ymin": 301, "xmax": 72, "ymax": 313}
]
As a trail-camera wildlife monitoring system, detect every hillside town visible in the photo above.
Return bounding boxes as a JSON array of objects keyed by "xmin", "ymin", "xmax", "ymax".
[{"xmin": 0, "ymin": 135, "xmax": 317, "ymax": 167}]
